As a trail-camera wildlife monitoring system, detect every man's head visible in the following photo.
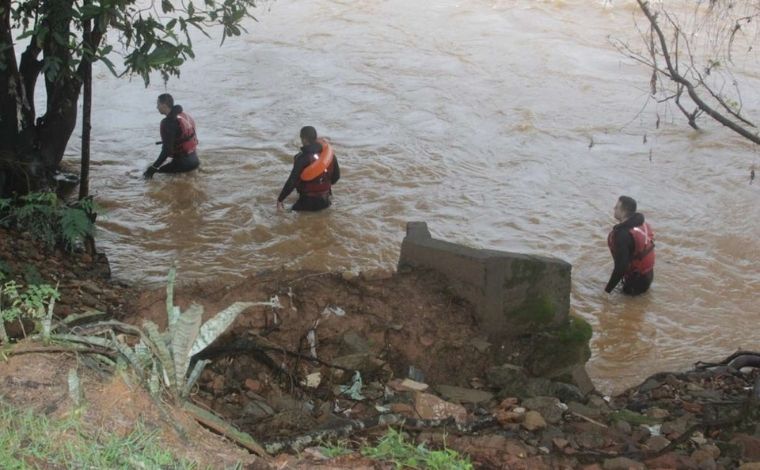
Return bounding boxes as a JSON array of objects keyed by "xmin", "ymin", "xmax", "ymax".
[
  {"xmin": 157, "ymin": 93, "xmax": 174, "ymax": 115},
  {"xmin": 299, "ymin": 126, "xmax": 318, "ymax": 146},
  {"xmin": 614, "ymin": 195, "xmax": 637, "ymax": 222}
]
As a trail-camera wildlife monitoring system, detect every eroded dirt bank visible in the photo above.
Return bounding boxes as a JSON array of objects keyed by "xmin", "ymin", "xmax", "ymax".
[{"xmin": 1, "ymin": 229, "xmax": 759, "ymax": 469}]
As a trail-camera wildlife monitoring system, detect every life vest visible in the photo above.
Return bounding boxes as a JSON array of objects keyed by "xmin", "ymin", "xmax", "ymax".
[
  {"xmin": 161, "ymin": 112, "xmax": 198, "ymax": 156},
  {"xmin": 608, "ymin": 222, "xmax": 655, "ymax": 278},
  {"xmin": 297, "ymin": 138, "xmax": 335, "ymax": 197}
]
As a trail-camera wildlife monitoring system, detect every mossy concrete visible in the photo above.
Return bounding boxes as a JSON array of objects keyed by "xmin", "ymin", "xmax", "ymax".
[{"xmin": 398, "ymin": 222, "xmax": 572, "ymax": 339}]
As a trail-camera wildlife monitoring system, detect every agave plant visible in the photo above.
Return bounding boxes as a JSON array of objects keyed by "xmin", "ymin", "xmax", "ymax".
[{"xmin": 53, "ymin": 267, "xmax": 282, "ymax": 401}]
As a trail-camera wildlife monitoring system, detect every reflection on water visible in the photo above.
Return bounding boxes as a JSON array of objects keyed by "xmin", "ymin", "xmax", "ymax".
[{"xmin": 65, "ymin": 0, "xmax": 760, "ymax": 393}]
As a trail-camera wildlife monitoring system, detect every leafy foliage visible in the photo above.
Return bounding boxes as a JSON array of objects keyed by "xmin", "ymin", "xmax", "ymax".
[
  {"xmin": 0, "ymin": 280, "xmax": 59, "ymax": 343},
  {"xmin": 3, "ymin": 0, "xmax": 262, "ymax": 85},
  {"xmin": 361, "ymin": 428, "xmax": 473, "ymax": 470},
  {"xmin": 0, "ymin": 192, "xmax": 99, "ymax": 250}
]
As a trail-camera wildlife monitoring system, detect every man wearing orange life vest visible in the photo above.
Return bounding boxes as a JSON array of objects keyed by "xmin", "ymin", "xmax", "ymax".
[
  {"xmin": 143, "ymin": 93, "xmax": 200, "ymax": 179},
  {"xmin": 605, "ymin": 195, "xmax": 655, "ymax": 295},
  {"xmin": 276, "ymin": 126, "xmax": 340, "ymax": 212}
]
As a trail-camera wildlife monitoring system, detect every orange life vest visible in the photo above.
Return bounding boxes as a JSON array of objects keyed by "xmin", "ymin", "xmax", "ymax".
[
  {"xmin": 298, "ymin": 138, "xmax": 335, "ymax": 196},
  {"xmin": 608, "ymin": 222, "xmax": 655, "ymax": 278},
  {"xmin": 161, "ymin": 112, "xmax": 198, "ymax": 156}
]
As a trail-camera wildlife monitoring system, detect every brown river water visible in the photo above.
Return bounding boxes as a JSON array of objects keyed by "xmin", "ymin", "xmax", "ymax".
[{"xmin": 63, "ymin": 0, "xmax": 759, "ymax": 393}]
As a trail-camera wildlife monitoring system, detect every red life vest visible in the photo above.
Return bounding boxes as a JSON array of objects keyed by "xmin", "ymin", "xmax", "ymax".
[
  {"xmin": 608, "ymin": 222, "xmax": 655, "ymax": 279},
  {"xmin": 161, "ymin": 112, "xmax": 198, "ymax": 157},
  {"xmin": 297, "ymin": 138, "xmax": 335, "ymax": 197}
]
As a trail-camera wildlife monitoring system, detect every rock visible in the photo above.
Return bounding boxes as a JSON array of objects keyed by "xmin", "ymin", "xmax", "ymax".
[
  {"xmin": 212, "ymin": 375, "xmax": 225, "ymax": 393},
  {"xmin": 332, "ymin": 353, "xmax": 382, "ymax": 376},
  {"xmin": 244, "ymin": 378, "xmax": 262, "ymax": 392},
  {"xmin": 553, "ymin": 381, "xmax": 586, "ymax": 403},
  {"xmin": 494, "ymin": 409, "xmax": 524, "ymax": 426},
  {"xmin": 645, "ymin": 435, "xmax": 671, "ymax": 452},
  {"xmin": 341, "ymin": 270, "xmax": 359, "ymax": 281},
  {"xmin": 552, "ymin": 437, "xmax": 569, "ymax": 450},
  {"xmin": 646, "ymin": 407, "xmax": 670, "ymax": 419},
  {"xmin": 413, "ymin": 392, "xmax": 467, "ymax": 423},
  {"xmin": 576, "ymin": 430, "xmax": 606, "ymax": 449},
  {"xmin": 505, "ymin": 441, "xmax": 527, "ymax": 458},
  {"xmin": 739, "ymin": 464, "xmax": 760, "ymax": 470},
  {"xmin": 661, "ymin": 416, "xmax": 692, "ymax": 437},
  {"xmin": 568, "ymin": 401, "xmax": 603, "ymax": 420},
  {"xmin": 434, "ymin": 384, "xmax": 493, "ymax": 404},
  {"xmin": 418, "ymin": 335, "xmax": 435, "ymax": 347},
  {"xmin": 644, "ymin": 452, "xmax": 698, "ymax": 470},
  {"xmin": 303, "ymin": 372, "xmax": 321, "ymax": 388},
  {"xmin": 469, "ymin": 337, "xmax": 491, "ymax": 353},
  {"xmin": 487, "ymin": 363, "xmax": 528, "ymax": 391},
  {"xmin": 613, "ymin": 420, "xmax": 632, "ymax": 435},
  {"xmin": 521, "ymin": 411, "xmax": 547, "ymax": 431},
  {"xmin": 731, "ymin": 433, "xmax": 760, "ymax": 461},
  {"xmin": 701, "ymin": 443, "xmax": 720, "ymax": 459},
  {"xmin": 388, "ymin": 378, "xmax": 428, "ymax": 392},
  {"xmin": 631, "ymin": 425, "xmax": 652, "ymax": 443},
  {"xmin": 690, "ymin": 448, "xmax": 716, "ymax": 470},
  {"xmin": 522, "ymin": 397, "xmax": 564, "ymax": 424},
  {"xmin": 341, "ymin": 331, "xmax": 371, "ymax": 354},
  {"xmin": 569, "ymin": 365, "xmax": 596, "ymax": 396},
  {"xmin": 602, "ymin": 457, "xmax": 645, "ymax": 470},
  {"xmin": 361, "ymin": 269, "xmax": 394, "ymax": 281},
  {"xmin": 389, "ymin": 403, "xmax": 416, "ymax": 417},
  {"xmin": 242, "ymin": 400, "xmax": 274, "ymax": 419}
]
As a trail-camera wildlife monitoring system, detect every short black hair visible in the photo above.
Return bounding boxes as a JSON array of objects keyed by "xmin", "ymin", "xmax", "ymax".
[
  {"xmin": 300, "ymin": 126, "xmax": 318, "ymax": 144},
  {"xmin": 618, "ymin": 195, "xmax": 637, "ymax": 215},
  {"xmin": 157, "ymin": 93, "xmax": 174, "ymax": 107}
]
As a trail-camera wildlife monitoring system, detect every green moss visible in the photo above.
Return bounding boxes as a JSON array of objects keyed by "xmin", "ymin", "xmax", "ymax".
[
  {"xmin": 609, "ymin": 409, "xmax": 661, "ymax": 426},
  {"xmin": 557, "ymin": 315, "xmax": 593, "ymax": 344},
  {"xmin": 505, "ymin": 260, "xmax": 547, "ymax": 289},
  {"xmin": 509, "ymin": 296, "xmax": 555, "ymax": 324}
]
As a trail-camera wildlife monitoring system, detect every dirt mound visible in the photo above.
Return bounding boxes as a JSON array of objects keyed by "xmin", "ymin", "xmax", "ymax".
[
  {"xmin": 0, "ymin": 227, "xmax": 131, "ymax": 324},
  {"xmin": 0, "ymin": 352, "xmax": 261, "ymax": 468}
]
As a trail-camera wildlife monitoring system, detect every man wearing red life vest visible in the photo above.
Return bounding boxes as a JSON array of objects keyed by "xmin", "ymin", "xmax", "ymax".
[
  {"xmin": 143, "ymin": 94, "xmax": 200, "ymax": 179},
  {"xmin": 605, "ymin": 195, "xmax": 655, "ymax": 295},
  {"xmin": 276, "ymin": 126, "xmax": 340, "ymax": 212}
]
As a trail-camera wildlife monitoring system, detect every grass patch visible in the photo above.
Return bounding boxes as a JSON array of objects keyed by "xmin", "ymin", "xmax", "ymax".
[
  {"xmin": 0, "ymin": 400, "xmax": 217, "ymax": 469},
  {"xmin": 609, "ymin": 409, "xmax": 661, "ymax": 426},
  {"xmin": 361, "ymin": 428, "xmax": 473, "ymax": 469}
]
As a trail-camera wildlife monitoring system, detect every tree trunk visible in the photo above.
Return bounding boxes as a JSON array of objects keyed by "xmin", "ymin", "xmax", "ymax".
[{"xmin": 80, "ymin": 13, "xmax": 93, "ymax": 201}]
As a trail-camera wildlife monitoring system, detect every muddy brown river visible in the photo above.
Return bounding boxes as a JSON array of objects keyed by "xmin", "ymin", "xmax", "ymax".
[{"xmin": 65, "ymin": 0, "xmax": 760, "ymax": 394}]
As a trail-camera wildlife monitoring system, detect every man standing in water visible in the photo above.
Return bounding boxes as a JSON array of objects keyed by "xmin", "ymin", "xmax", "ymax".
[
  {"xmin": 143, "ymin": 94, "xmax": 200, "ymax": 179},
  {"xmin": 277, "ymin": 126, "xmax": 340, "ymax": 212},
  {"xmin": 605, "ymin": 196, "xmax": 655, "ymax": 295}
]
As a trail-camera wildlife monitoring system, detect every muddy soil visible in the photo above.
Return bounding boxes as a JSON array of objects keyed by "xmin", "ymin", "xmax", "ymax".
[{"xmin": 2, "ymin": 228, "xmax": 759, "ymax": 469}]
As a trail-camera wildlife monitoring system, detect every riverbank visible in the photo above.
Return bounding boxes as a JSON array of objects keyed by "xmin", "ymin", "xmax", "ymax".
[{"xmin": 1, "ymin": 227, "xmax": 758, "ymax": 469}]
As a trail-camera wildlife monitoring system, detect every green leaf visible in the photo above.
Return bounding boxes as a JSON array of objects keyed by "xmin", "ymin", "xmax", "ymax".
[
  {"xmin": 170, "ymin": 303, "xmax": 203, "ymax": 389},
  {"xmin": 165, "ymin": 267, "xmax": 178, "ymax": 329},
  {"xmin": 181, "ymin": 359, "xmax": 209, "ymax": 398},
  {"xmin": 189, "ymin": 302, "xmax": 254, "ymax": 356},
  {"xmin": 144, "ymin": 321, "xmax": 176, "ymax": 393}
]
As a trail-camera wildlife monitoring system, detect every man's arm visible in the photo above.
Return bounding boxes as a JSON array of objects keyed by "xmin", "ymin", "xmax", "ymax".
[
  {"xmin": 605, "ymin": 230, "xmax": 632, "ymax": 293},
  {"xmin": 144, "ymin": 118, "xmax": 179, "ymax": 179},
  {"xmin": 330, "ymin": 155, "xmax": 340, "ymax": 184},
  {"xmin": 277, "ymin": 153, "xmax": 308, "ymax": 203}
]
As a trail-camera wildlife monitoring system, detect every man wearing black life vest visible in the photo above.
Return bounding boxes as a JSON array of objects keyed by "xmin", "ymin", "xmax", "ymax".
[
  {"xmin": 276, "ymin": 126, "xmax": 340, "ymax": 212},
  {"xmin": 605, "ymin": 195, "xmax": 655, "ymax": 295},
  {"xmin": 143, "ymin": 94, "xmax": 200, "ymax": 179}
]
